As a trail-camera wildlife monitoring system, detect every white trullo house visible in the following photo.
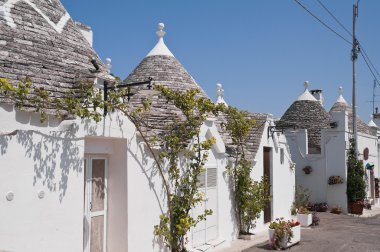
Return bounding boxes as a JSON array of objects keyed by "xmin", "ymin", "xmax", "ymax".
[{"xmin": 0, "ymin": 1, "xmax": 296, "ymax": 251}]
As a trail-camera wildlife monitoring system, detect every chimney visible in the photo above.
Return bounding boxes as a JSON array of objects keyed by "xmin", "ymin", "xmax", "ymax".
[
  {"xmin": 310, "ymin": 89, "xmax": 324, "ymax": 106},
  {"xmin": 75, "ymin": 21, "xmax": 93, "ymax": 47}
]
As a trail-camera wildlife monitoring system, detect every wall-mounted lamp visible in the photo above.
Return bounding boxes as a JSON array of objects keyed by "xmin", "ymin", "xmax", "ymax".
[
  {"xmin": 103, "ymin": 77, "xmax": 159, "ymax": 115},
  {"xmin": 330, "ymin": 122, "xmax": 338, "ymax": 128},
  {"xmin": 90, "ymin": 57, "xmax": 100, "ymax": 73},
  {"xmin": 268, "ymin": 124, "xmax": 296, "ymax": 138}
]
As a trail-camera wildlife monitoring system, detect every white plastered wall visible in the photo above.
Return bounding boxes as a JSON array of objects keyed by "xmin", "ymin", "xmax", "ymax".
[
  {"xmin": 0, "ymin": 105, "xmax": 85, "ymax": 252},
  {"xmin": 0, "ymin": 104, "xmax": 134, "ymax": 252},
  {"xmin": 250, "ymin": 119, "xmax": 295, "ymax": 232},
  {"xmin": 285, "ymin": 110, "xmax": 380, "ymax": 213}
]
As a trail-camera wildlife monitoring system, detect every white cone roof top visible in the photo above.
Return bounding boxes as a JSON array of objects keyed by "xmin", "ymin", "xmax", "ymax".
[
  {"xmin": 215, "ymin": 83, "xmax": 228, "ymax": 107},
  {"xmin": 146, "ymin": 23, "xmax": 174, "ymax": 58},
  {"xmin": 368, "ymin": 115, "xmax": 377, "ymax": 127},
  {"xmin": 336, "ymin": 86, "xmax": 348, "ymax": 104},
  {"xmin": 296, "ymin": 81, "xmax": 318, "ymax": 101}
]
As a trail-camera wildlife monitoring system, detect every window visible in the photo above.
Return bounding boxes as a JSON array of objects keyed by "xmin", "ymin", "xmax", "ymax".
[{"xmin": 280, "ymin": 148, "xmax": 284, "ymax": 164}]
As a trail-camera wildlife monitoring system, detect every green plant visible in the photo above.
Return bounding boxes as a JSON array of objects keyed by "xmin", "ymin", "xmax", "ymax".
[
  {"xmin": 269, "ymin": 218, "xmax": 299, "ymax": 249},
  {"xmin": 222, "ymin": 107, "xmax": 271, "ymax": 234},
  {"xmin": 297, "ymin": 206, "xmax": 310, "ymax": 215},
  {"xmin": 291, "ymin": 185, "xmax": 311, "ymax": 214},
  {"xmin": 346, "ymin": 139, "xmax": 366, "ymax": 203},
  {"xmin": 152, "ymin": 87, "xmax": 219, "ymax": 251},
  {"xmin": 328, "ymin": 176, "xmax": 344, "ymax": 185}
]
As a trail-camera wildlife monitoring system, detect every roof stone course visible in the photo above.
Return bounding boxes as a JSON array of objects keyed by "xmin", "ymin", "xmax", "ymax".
[{"xmin": 0, "ymin": 0, "xmax": 110, "ymax": 108}]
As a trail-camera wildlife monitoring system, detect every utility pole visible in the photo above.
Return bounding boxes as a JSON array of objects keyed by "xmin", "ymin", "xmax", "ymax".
[
  {"xmin": 352, "ymin": 1, "xmax": 360, "ymax": 157},
  {"xmin": 373, "ymin": 79, "xmax": 376, "ymax": 115}
]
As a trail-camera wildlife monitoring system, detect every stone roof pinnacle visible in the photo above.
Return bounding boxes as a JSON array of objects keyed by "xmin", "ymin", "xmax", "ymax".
[
  {"xmin": 146, "ymin": 22, "xmax": 174, "ymax": 58},
  {"xmin": 296, "ymin": 81, "xmax": 318, "ymax": 101},
  {"xmin": 336, "ymin": 86, "xmax": 348, "ymax": 104},
  {"xmin": 215, "ymin": 83, "xmax": 228, "ymax": 106}
]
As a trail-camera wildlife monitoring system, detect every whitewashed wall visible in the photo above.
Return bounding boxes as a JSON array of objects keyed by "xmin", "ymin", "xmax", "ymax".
[
  {"xmin": 0, "ymin": 105, "xmax": 85, "ymax": 252},
  {"xmin": 0, "ymin": 104, "xmax": 297, "ymax": 252},
  {"xmin": 251, "ymin": 119, "xmax": 295, "ymax": 232},
  {"xmin": 285, "ymin": 110, "xmax": 379, "ymax": 213}
]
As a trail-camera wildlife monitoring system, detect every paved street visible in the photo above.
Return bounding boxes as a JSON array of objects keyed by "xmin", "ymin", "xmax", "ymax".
[{"xmin": 244, "ymin": 212, "xmax": 380, "ymax": 252}]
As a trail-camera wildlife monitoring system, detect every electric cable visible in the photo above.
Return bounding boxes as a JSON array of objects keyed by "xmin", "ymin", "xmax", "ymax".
[
  {"xmin": 315, "ymin": 0, "xmax": 352, "ymax": 37},
  {"xmin": 293, "ymin": 0, "xmax": 352, "ymax": 45}
]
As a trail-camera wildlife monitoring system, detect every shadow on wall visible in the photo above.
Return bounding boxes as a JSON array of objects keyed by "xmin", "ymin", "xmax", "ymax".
[
  {"xmin": 127, "ymin": 137, "xmax": 167, "ymax": 252},
  {"xmin": 0, "ymin": 124, "xmax": 83, "ymax": 202}
]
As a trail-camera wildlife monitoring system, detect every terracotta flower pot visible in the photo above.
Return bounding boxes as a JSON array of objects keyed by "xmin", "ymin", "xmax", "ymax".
[{"xmin": 349, "ymin": 202, "xmax": 364, "ymax": 215}]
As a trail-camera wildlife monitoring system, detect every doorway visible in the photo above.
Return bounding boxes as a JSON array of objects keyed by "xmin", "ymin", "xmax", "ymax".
[
  {"xmin": 263, "ymin": 147, "xmax": 272, "ymax": 223},
  {"xmin": 83, "ymin": 156, "xmax": 108, "ymax": 252},
  {"xmin": 192, "ymin": 167, "xmax": 218, "ymax": 247}
]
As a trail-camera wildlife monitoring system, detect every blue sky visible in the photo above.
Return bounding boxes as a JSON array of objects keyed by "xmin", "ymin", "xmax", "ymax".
[{"xmin": 62, "ymin": 0, "xmax": 380, "ymax": 121}]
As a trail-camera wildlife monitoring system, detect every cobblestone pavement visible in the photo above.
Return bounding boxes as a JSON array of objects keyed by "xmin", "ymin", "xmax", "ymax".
[{"xmin": 244, "ymin": 212, "xmax": 380, "ymax": 252}]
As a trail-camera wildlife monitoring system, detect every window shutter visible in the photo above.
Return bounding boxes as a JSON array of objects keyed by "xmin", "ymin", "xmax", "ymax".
[{"xmin": 207, "ymin": 168, "xmax": 217, "ymax": 188}]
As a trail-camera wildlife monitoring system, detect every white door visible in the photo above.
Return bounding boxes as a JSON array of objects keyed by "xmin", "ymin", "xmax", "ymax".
[
  {"xmin": 192, "ymin": 167, "xmax": 218, "ymax": 247},
  {"xmin": 84, "ymin": 156, "xmax": 108, "ymax": 252}
]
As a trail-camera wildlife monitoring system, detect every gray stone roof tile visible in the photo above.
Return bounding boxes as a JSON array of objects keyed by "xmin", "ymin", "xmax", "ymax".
[
  {"xmin": 277, "ymin": 100, "xmax": 332, "ymax": 153},
  {"xmin": 330, "ymin": 101, "xmax": 376, "ymax": 136},
  {"xmin": 0, "ymin": 0, "xmax": 110, "ymax": 109}
]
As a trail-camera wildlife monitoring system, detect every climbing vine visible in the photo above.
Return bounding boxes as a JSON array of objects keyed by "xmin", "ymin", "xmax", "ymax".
[{"xmin": 222, "ymin": 106, "xmax": 271, "ymax": 234}]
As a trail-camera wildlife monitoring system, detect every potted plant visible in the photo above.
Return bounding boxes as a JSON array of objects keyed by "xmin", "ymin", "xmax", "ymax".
[
  {"xmin": 302, "ymin": 166, "xmax": 312, "ymax": 174},
  {"xmin": 328, "ymin": 176, "xmax": 344, "ymax": 185},
  {"xmin": 313, "ymin": 202, "xmax": 328, "ymax": 212},
  {"xmin": 331, "ymin": 206, "xmax": 342, "ymax": 214},
  {"xmin": 291, "ymin": 185, "xmax": 311, "ymax": 215},
  {"xmin": 268, "ymin": 218, "xmax": 300, "ymax": 250},
  {"xmin": 296, "ymin": 206, "xmax": 312, "ymax": 227},
  {"xmin": 347, "ymin": 139, "xmax": 366, "ymax": 215},
  {"xmin": 311, "ymin": 212, "xmax": 320, "ymax": 226}
]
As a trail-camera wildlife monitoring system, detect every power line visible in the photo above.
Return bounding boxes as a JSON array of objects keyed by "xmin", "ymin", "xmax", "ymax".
[
  {"xmin": 293, "ymin": 0, "xmax": 352, "ymax": 45},
  {"xmin": 360, "ymin": 45, "xmax": 380, "ymax": 80},
  {"xmin": 360, "ymin": 51, "xmax": 380, "ymax": 85},
  {"xmin": 301, "ymin": 0, "xmax": 380, "ymax": 87},
  {"xmin": 315, "ymin": 0, "xmax": 380, "ymax": 81},
  {"xmin": 315, "ymin": 0, "xmax": 352, "ymax": 37}
]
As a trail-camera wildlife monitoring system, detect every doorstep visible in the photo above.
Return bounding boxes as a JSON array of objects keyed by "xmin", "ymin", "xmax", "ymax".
[{"xmin": 213, "ymin": 231, "xmax": 268, "ymax": 252}]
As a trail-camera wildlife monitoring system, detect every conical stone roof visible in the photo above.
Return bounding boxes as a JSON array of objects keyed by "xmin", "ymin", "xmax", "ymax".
[
  {"xmin": 0, "ymin": 0, "xmax": 110, "ymax": 108},
  {"xmin": 330, "ymin": 87, "xmax": 375, "ymax": 136},
  {"xmin": 277, "ymin": 82, "xmax": 331, "ymax": 153},
  {"xmin": 125, "ymin": 23, "xmax": 205, "ymax": 95},
  {"xmin": 124, "ymin": 23, "xmax": 209, "ymax": 137}
]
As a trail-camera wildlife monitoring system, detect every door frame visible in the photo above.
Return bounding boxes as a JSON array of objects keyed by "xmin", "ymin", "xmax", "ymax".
[
  {"xmin": 84, "ymin": 155, "xmax": 109, "ymax": 252},
  {"xmin": 263, "ymin": 147, "xmax": 272, "ymax": 223}
]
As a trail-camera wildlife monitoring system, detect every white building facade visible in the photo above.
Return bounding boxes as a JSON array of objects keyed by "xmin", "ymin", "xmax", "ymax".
[
  {"xmin": 0, "ymin": 1, "xmax": 296, "ymax": 251},
  {"xmin": 280, "ymin": 84, "xmax": 380, "ymax": 213}
]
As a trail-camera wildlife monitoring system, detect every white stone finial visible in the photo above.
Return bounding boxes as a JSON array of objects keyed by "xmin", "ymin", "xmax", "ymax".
[
  {"xmin": 216, "ymin": 83, "xmax": 228, "ymax": 106},
  {"xmin": 304, "ymin": 81, "xmax": 309, "ymax": 91},
  {"xmin": 216, "ymin": 83, "xmax": 224, "ymax": 97},
  {"xmin": 336, "ymin": 86, "xmax": 348, "ymax": 104},
  {"xmin": 106, "ymin": 58, "xmax": 112, "ymax": 73},
  {"xmin": 339, "ymin": 86, "xmax": 343, "ymax": 95},
  {"xmin": 156, "ymin": 23, "xmax": 166, "ymax": 38}
]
